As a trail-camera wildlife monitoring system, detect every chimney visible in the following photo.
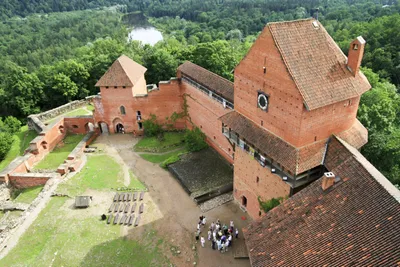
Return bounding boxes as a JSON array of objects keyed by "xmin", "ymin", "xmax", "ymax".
[
  {"xmin": 321, "ymin": 172, "xmax": 336, "ymax": 191},
  {"xmin": 347, "ymin": 36, "xmax": 366, "ymax": 77}
]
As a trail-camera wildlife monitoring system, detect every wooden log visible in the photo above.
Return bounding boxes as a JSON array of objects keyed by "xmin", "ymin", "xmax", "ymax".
[
  {"xmin": 108, "ymin": 203, "xmax": 114, "ymax": 213},
  {"xmin": 124, "ymin": 203, "xmax": 130, "ymax": 213},
  {"xmin": 131, "ymin": 202, "xmax": 137, "ymax": 213},
  {"xmin": 107, "ymin": 214, "xmax": 112, "ymax": 224},
  {"xmin": 113, "ymin": 213, "xmax": 119, "ymax": 224},
  {"xmin": 134, "ymin": 215, "xmax": 141, "ymax": 227},
  {"xmin": 139, "ymin": 203, "xmax": 144, "ymax": 214},
  {"xmin": 114, "ymin": 203, "xmax": 119, "ymax": 213},
  {"xmin": 120, "ymin": 214, "xmax": 126, "ymax": 225},
  {"xmin": 113, "ymin": 193, "xmax": 119, "ymax": 202},
  {"xmin": 139, "ymin": 192, "xmax": 144, "ymax": 201},
  {"xmin": 119, "ymin": 203, "xmax": 125, "ymax": 212},
  {"xmin": 128, "ymin": 215, "xmax": 135, "ymax": 226}
]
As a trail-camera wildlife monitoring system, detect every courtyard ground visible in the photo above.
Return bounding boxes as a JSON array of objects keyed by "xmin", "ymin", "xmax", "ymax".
[{"xmin": 0, "ymin": 134, "xmax": 251, "ymax": 267}]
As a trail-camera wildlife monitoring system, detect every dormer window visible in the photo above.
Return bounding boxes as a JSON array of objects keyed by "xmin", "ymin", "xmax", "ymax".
[{"xmin": 120, "ymin": 106, "xmax": 126, "ymax": 115}]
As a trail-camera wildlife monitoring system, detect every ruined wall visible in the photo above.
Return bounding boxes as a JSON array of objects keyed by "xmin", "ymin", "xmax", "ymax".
[
  {"xmin": 182, "ymin": 82, "xmax": 234, "ymax": 163},
  {"xmin": 64, "ymin": 116, "xmax": 96, "ymax": 134},
  {"xmin": 8, "ymin": 173, "xmax": 57, "ymax": 189},
  {"xmin": 233, "ymin": 148, "xmax": 291, "ymax": 219}
]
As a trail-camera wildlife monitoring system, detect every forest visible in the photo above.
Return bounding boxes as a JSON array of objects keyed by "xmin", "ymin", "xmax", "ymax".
[{"xmin": 0, "ymin": 0, "xmax": 399, "ymax": 185}]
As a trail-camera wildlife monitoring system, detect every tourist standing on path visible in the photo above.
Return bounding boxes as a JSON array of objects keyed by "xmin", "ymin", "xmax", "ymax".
[
  {"xmin": 230, "ymin": 220, "xmax": 234, "ymax": 232},
  {"xmin": 217, "ymin": 239, "xmax": 222, "ymax": 251},
  {"xmin": 202, "ymin": 216, "xmax": 207, "ymax": 226},
  {"xmin": 207, "ymin": 229, "xmax": 212, "ymax": 240},
  {"xmin": 200, "ymin": 236, "xmax": 205, "ymax": 248},
  {"xmin": 235, "ymin": 228, "xmax": 239, "ymax": 238}
]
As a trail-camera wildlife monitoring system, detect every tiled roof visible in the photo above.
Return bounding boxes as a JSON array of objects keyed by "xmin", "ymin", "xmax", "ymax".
[
  {"xmin": 268, "ymin": 19, "xmax": 371, "ymax": 110},
  {"xmin": 178, "ymin": 61, "xmax": 234, "ymax": 103},
  {"xmin": 220, "ymin": 111, "xmax": 326, "ymax": 175},
  {"xmin": 95, "ymin": 55, "xmax": 147, "ymax": 87},
  {"xmin": 336, "ymin": 119, "xmax": 368, "ymax": 149},
  {"xmin": 244, "ymin": 136, "xmax": 400, "ymax": 267}
]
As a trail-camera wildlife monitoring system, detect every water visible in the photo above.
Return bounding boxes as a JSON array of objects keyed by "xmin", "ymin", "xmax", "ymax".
[
  {"xmin": 127, "ymin": 27, "xmax": 163, "ymax": 46},
  {"xmin": 124, "ymin": 12, "xmax": 163, "ymax": 46}
]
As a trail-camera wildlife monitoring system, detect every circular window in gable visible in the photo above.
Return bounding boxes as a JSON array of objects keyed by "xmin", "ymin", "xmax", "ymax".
[{"xmin": 258, "ymin": 92, "xmax": 269, "ymax": 111}]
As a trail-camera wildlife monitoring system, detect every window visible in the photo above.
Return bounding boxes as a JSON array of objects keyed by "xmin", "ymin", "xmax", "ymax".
[
  {"xmin": 120, "ymin": 106, "xmax": 126, "ymax": 115},
  {"xmin": 256, "ymin": 177, "xmax": 260, "ymax": 183},
  {"xmin": 123, "ymin": 86, "xmax": 126, "ymax": 88},
  {"xmin": 263, "ymin": 66, "xmax": 266, "ymax": 74},
  {"xmin": 353, "ymin": 44, "xmax": 358, "ymax": 50},
  {"xmin": 257, "ymin": 91, "xmax": 269, "ymax": 111},
  {"xmin": 242, "ymin": 196, "xmax": 247, "ymax": 207},
  {"xmin": 106, "ymin": 86, "xmax": 109, "ymax": 89},
  {"xmin": 138, "ymin": 122, "xmax": 143, "ymax": 130},
  {"xmin": 261, "ymin": 120, "xmax": 263, "ymax": 126},
  {"xmin": 136, "ymin": 111, "xmax": 141, "ymax": 121},
  {"xmin": 114, "ymin": 86, "xmax": 117, "ymax": 88},
  {"xmin": 72, "ymin": 125, "xmax": 79, "ymax": 129}
]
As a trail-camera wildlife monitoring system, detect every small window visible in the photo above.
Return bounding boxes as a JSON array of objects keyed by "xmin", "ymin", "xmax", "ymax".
[
  {"xmin": 314, "ymin": 136, "xmax": 317, "ymax": 141},
  {"xmin": 120, "ymin": 106, "xmax": 126, "ymax": 115},
  {"xmin": 114, "ymin": 86, "xmax": 117, "ymax": 88},
  {"xmin": 106, "ymin": 86, "xmax": 109, "ymax": 89},
  {"xmin": 353, "ymin": 44, "xmax": 358, "ymax": 50},
  {"xmin": 256, "ymin": 177, "xmax": 259, "ymax": 183},
  {"xmin": 261, "ymin": 120, "xmax": 263, "ymax": 126},
  {"xmin": 137, "ymin": 111, "xmax": 141, "ymax": 116},
  {"xmin": 72, "ymin": 125, "xmax": 79, "ymax": 129},
  {"xmin": 263, "ymin": 66, "xmax": 266, "ymax": 74},
  {"xmin": 138, "ymin": 122, "xmax": 143, "ymax": 130},
  {"xmin": 123, "ymin": 86, "xmax": 126, "ymax": 88},
  {"xmin": 136, "ymin": 111, "xmax": 141, "ymax": 121},
  {"xmin": 259, "ymin": 211, "xmax": 262, "ymax": 216}
]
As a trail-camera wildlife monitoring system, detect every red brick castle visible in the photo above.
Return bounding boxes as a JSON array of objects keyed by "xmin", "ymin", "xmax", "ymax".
[{"xmin": 94, "ymin": 19, "xmax": 370, "ymax": 219}]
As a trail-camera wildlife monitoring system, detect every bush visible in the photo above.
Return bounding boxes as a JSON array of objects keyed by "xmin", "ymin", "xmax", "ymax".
[
  {"xmin": 160, "ymin": 155, "xmax": 180, "ymax": 169},
  {"xmin": 258, "ymin": 197, "xmax": 284, "ymax": 213},
  {"xmin": 0, "ymin": 116, "xmax": 21, "ymax": 134},
  {"xmin": 142, "ymin": 114, "xmax": 163, "ymax": 137},
  {"xmin": 0, "ymin": 132, "xmax": 14, "ymax": 160},
  {"xmin": 184, "ymin": 127, "xmax": 208, "ymax": 152}
]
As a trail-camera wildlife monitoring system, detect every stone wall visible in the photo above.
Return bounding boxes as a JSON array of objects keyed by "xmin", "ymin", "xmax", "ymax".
[{"xmin": 8, "ymin": 173, "xmax": 59, "ymax": 189}]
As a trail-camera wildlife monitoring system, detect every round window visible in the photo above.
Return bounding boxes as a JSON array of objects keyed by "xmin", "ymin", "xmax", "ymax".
[{"xmin": 258, "ymin": 94, "xmax": 268, "ymax": 110}]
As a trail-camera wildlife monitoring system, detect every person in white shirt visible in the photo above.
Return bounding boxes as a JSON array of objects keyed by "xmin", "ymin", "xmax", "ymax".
[{"xmin": 200, "ymin": 236, "xmax": 205, "ymax": 248}]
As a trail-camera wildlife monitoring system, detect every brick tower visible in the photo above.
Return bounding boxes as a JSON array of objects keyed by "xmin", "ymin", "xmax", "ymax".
[{"xmin": 221, "ymin": 19, "xmax": 371, "ymax": 218}]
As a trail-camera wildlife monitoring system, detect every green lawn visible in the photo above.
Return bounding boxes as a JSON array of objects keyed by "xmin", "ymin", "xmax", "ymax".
[
  {"xmin": 0, "ymin": 154, "xmax": 166, "ymax": 266},
  {"xmin": 134, "ymin": 132, "xmax": 185, "ymax": 152},
  {"xmin": 140, "ymin": 148, "xmax": 187, "ymax": 163},
  {"xmin": 34, "ymin": 134, "xmax": 84, "ymax": 170},
  {"xmin": 13, "ymin": 185, "xmax": 44, "ymax": 204},
  {"xmin": 45, "ymin": 106, "xmax": 93, "ymax": 125},
  {"xmin": 86, "ymin": 104, "xmax": 95, "ymax": 112},
  {"xmin": 0, "ymin": 125, "xmax": 37, "ymax": 172},
  {"xmin": 57, "ymin": 154, "xmax": 125, "ymax": 196}
]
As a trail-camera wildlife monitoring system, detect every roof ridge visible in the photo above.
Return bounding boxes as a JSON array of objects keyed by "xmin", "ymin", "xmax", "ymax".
[
  {"xmin": 267, "ymin": 18, "xmax": 314, "ymax": 25},
  {"xmin": 335, "ymin": 136, "xmax": 400, "ymax": 203},
  {"xmin": 182, "ymin": 61, "xmax": 233, "ymax": 85}
]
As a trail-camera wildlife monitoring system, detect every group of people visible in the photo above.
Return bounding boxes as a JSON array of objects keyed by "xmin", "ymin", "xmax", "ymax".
[{"xmin": 195, "ymin": 215, "xmax": 239, "ymax": 253}]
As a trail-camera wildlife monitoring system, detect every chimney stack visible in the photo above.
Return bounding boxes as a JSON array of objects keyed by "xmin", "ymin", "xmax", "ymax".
[
  {"xmin": 347, "ymin": 36, "xmax": 366, "ymax": 77},
  {"xmin": 321, "ymin": 172, "xmax": 336, "ymax": 191}
]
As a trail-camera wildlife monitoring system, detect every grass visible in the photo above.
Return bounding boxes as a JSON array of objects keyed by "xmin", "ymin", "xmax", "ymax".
[
  {"xmin": 0, "ymin": 125, "xmax": 37, "ymax": 172},
  {"xmin": 0, "ymin": 154, "xmax": 168, "ymax": 266},
  {"xmin": 0, "ymin": 197, "xmax": 169, "ymax": 267},
  {"xmin": 134, "ymin": 132, "xmax": 185, "ymax": 153},
  {"xmin": 129, "ymin": 171, "xmax": 147, "ymax": 190},
  {"xmin": 57, "ymin": 154, "xmax": 125, "ymax": 196},
  {"xmin": 139, "ymin": 148, "xmax": 187, "ymax": 163},
  {"xmin": 13, "ymin": 185, "xmax": 44, "ymax": 204},
  {"xmin": 34, "ymin": 134, "xmax": 84, "ymax": 170},
  {"xmin": 45, "ymin": 106, "xmax": 93, "ymax": 124},
  {"xmin": 86, "ymin": 104, "xmax": 95, "ymax": 112}
]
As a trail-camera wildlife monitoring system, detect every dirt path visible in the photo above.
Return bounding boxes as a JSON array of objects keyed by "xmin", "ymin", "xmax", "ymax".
[{"xmin": 99, "ymin": 134, "xmax": 251, "ymax": 267}]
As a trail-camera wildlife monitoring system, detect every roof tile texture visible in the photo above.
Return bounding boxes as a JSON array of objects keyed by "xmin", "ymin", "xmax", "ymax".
[
  {"xmin": 268, "ymin": 19, "xmax": 370, "ymax": 110},
  {"xmin": 244, "ymin": 137, "xmax": 400, "ymax": 266},
  {"xmin": 95, "ymin": 55, "xmax": 147, "ymax": 87},
  {"xmin": 178, "ymin": 61, "xmax": 234, "ymax": 103}
]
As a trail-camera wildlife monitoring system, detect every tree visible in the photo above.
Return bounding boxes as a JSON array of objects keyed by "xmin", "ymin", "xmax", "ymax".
[
  {"xmin": 0, "ymin": 132, "xmax": 13, "ymax": 161},
  {"xmin": 0, "ymin": 116, "xmax": 21, "ymax": 134}
]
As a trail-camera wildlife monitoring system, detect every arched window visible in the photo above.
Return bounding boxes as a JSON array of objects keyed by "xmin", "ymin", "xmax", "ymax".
[{"xmin": 120, "ymin": 106, "xmax": 126, "ymax": 115}]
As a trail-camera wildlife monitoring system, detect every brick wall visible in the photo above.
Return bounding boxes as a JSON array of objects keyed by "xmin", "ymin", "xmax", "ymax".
[
  {"xmin": 8, "ymin": 173, "xmax": 56, "ymax": 189},
  {"xmin": 183, "ymin": 82, "xmax": 234, "ymax": 162},
  {"xmin": 64, "ymin": 116, "xmax": 95, "ymax": 134},
  {"xmin": 233, "ymin": 148, "xmax": 291, "ymax": 219},
  {"xmin": 234, "ymin": 26, "xmax": 361, "ymax": 148}
]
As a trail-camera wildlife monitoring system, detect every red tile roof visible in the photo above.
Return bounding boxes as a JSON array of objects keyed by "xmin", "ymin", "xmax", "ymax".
[
  {"xmin": 336, "ymin": 119, "xmax": 368, "ymax": 149},
  {"xmin": 268, "ymin": 19, "xmax": 371, "ymax": 110},
  {"xmin": 178, "ymin": 61, "xmax": 234, "ymax": 103},
  {"xmin": 220, "ymin": 111, "xmax": 326, "ymax": 175},
  {"xmin": 244, "ymin": 136, "xmax": 400, "ymax": 266},
  {"xmin": 95, "ymin": 55, "xmax": 147, "ymax": 87}
]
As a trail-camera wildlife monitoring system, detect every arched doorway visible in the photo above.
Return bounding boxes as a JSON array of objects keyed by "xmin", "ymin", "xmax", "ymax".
[
  {"xmin": 242, "ymin": 196, "xmax": 247, "ymax": 207},
  {"xmin": 98, "ymin": 122, "xmax": 109, "ymax": 134},
  {"xmin": 115, "ymin": 123, "xmax": 125, "ymax": 134},
  {"xmin": 85, "ymin": 122, "xmax": 94, "ymax": 132}
]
